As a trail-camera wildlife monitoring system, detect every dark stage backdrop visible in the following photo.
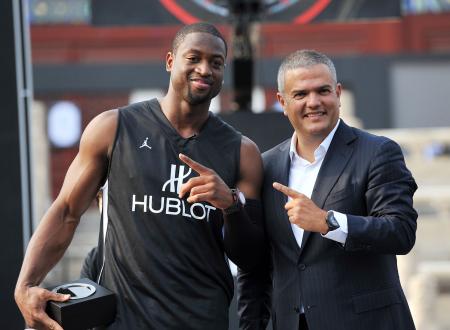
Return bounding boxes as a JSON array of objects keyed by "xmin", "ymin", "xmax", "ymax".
[
  {"xmin": 92, "ymin": 0, "xmax": 401, "ymax": 26},
  {"xmin": 221, "ymin": 111, "xmax": 294, "ymax": 153}
]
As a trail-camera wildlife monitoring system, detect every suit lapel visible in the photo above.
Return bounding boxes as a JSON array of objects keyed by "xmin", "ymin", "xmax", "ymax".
[
  {"xmin": 301, "ymin": 121, "xmax": 357, "ymax": 250},
  {"xmin": 273, "ymin": 140, "xmax": 302, "ymax": 255}
]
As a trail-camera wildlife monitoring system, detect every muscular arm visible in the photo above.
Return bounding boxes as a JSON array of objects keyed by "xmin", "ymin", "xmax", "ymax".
[
  {"xmin": 234, "ymin": 141, "xmax": 271, "ymax": 328},
  {"xmin": 222, "ymin": 136, "xmax": 266, "ymax": 271},
  {"xmin": 15, "ymin": 110, "xmax": 118, "ymax": 329},
  {"xmin": 178, "ymin": 136, "xmax": 265, "ymax": 270},
  {"xmin": 235, "ymin": 136, "xmax": 263, "ymax": 200}
]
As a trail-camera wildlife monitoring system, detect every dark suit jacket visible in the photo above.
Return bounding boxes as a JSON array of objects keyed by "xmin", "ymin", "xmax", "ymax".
[{"xmin": 237, "ymin": 121, "xmax": 417, "ymax": 330}]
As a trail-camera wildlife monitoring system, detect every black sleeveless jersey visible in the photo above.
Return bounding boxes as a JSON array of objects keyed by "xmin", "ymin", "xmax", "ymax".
[{"xmin": 99, "ymin": 99, "xmax": 241, "ymax": 329}]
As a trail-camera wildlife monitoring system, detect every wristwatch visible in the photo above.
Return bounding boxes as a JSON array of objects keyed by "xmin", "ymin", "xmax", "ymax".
[
  {"xmin": 325, "ymin": 210, "xmax": 340, "ymax": 232},
  {"xmin": 223, "ymin": 188, "xmax": 246, "ymax": 215}
]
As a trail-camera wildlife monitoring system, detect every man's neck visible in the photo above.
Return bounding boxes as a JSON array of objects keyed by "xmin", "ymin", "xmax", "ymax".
[
  {"xmin": 159, "ymin": 95, "xmax": 210, "ymax": 138},
  {"xmin": 294, "ymin": 134, "xmax": 323, "ymax": 163}
]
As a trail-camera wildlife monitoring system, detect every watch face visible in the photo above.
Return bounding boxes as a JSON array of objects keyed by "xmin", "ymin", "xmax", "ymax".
[{"xmin": 326, "ymin": 211, "xmax": 340, "ymax": 230}]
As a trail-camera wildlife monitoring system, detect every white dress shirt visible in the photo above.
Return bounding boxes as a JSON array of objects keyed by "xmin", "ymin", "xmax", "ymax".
[{"xmin": 288, "ymin": 119, "xmax": 348, "ymax": 247}]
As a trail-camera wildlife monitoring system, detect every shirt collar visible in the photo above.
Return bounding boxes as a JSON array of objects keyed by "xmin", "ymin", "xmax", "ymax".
[{"xmin": 289, "ymin": 119, "xmax": 341, "ymax": 163}]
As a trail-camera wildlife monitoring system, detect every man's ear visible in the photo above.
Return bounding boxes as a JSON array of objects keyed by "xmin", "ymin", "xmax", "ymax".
[
  {"xmin": 336, "ymin": 82, "xmax": 342, "ymax": 107},
  {"xmin": 276, "ymin": 92, "xmax": 288, "ymax": 116},
  {"xmin": 166, "ymin": 52, "xmax": 174, "ymax": 72},
  {"xmin": 336, "ymin": 83, "xmax": 342, "ymax": 97}
]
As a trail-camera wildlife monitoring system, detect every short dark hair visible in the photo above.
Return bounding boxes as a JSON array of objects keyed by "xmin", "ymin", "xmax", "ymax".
[
  {"xmin": 172, "ymin": 22, "xmax": 227, "ymax": 57},
  {"xmin": 278, "ymin": 49, "xmax": 337, "ymax": 93}
]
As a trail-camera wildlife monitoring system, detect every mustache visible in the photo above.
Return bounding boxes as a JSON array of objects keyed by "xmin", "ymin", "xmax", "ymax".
[{"xmin": 189, "ymin": 75, "xmax": 213, "ymax": 85}]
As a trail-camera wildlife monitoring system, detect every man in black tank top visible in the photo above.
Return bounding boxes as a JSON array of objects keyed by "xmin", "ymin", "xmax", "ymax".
[{"xmin": 15, "ymin": 23, "xmax": 265, "ymax": 330}]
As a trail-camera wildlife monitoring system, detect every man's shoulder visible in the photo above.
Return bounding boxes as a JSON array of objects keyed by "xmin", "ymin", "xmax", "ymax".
[
  {"xmin": 119, "ymin": 99, "xmax": 156, "ymax": 114},
  {"xmin": 79, "ymin": 109, "xmax": 119, "ymax": 158},
  {"xmin": 340, "ymin": 122, "xmax": 394, "ymax": 148},
  {"xmin": 337, "ymin": 123, "xmax": 409, "ymax": 165},
  {"xmin": 350, "ymin": 125, "xmax": 396, "ymax": 149}
]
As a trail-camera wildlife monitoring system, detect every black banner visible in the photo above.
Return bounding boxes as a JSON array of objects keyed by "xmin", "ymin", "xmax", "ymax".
[{"xmin": 91, "ymin": 0, "xmax": 401, "ymax": 26}]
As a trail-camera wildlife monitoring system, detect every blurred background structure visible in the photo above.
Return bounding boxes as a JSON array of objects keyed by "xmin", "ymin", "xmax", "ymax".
[{"xmin": 2, "ymin": 0, "xmax": 450, "ymax": 329}]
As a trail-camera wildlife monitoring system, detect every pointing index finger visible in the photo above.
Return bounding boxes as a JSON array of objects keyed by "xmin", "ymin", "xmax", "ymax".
[
  {"xmin": 179, "ymin": 153, "xmax": 211, "ymax": 175},
  {"xmin": 273, "ymin": 182, "xmax": 301, "ymax": 198}
]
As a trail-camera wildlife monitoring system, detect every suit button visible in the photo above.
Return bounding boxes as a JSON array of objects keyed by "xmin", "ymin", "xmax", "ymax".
[{"xmin": 298, "ymin": 263, "xmax": 306, "ymax": 271}]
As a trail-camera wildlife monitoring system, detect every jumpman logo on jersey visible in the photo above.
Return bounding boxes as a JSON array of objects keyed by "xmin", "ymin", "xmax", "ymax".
[{"xmin": 139, "ymin": 137, "xmax": 152, "ymax": 150}]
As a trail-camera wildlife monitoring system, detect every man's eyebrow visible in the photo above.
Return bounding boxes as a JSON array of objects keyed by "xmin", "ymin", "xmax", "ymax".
[
  {"xmin": 183, "ymin": 48, "xmax": 225, "ymax": 60},
  {"xmin": 289, "ymin": 84, "xmax": 333, "ymax": 94},
  {"xmin": 313, "ymin": 84, "xmax": 333, "ymax": 89},
  {"xmin": 290, "ymin": 88, "xmax": 306, "ymax": 95}
]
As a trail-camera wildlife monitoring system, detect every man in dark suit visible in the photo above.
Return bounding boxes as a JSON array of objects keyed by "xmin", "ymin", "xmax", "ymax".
[{"xmin": 237, "ymin": 50, "xmax": 418, "ymax": 330}]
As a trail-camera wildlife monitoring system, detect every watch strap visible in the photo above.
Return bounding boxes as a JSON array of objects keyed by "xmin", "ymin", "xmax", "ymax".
[{"xmin": 223, "ymin": 188, "xmax": 243, "ymax": 215}]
